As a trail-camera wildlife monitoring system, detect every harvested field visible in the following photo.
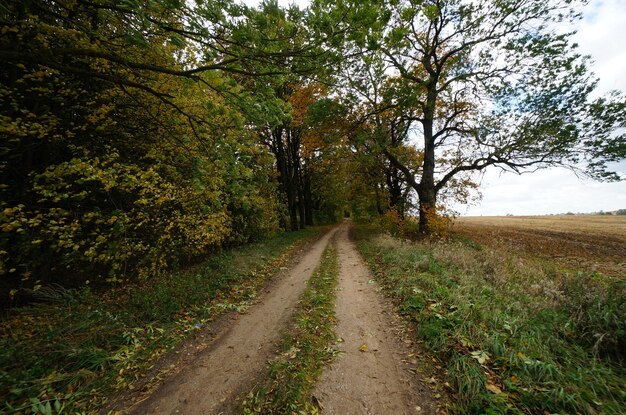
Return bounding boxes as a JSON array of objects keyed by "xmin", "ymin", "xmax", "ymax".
[{"xmin": 453, "ymin": 215, "xmax": 626, "ymax": 278}]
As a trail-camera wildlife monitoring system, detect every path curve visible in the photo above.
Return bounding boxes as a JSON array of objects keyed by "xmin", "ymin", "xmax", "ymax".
[{"xmin": 130, "ymin": 227, "xmax": 338, "ymax": 415}]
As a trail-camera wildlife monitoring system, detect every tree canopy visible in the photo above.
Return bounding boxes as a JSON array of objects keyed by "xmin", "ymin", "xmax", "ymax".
[
  {"xmin": 313, "ymin": 0, "xmax": 626, "ymax": 232},
  {"xmin": 1, "ymin": 0, "xmax": 625, "ymax": 301}
]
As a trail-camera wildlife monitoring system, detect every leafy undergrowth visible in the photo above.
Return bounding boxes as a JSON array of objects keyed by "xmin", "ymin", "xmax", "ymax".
[
  {"xmin": 242, "ymin": 238, "xmax": 339, "ymax": 414},
  {"xmin": 354, "ymin": 226, "xmax": 626, "ymax": 415},
  {"xmin": 0, "ymin": 228, "xmax": 320, "ymax": 415}
]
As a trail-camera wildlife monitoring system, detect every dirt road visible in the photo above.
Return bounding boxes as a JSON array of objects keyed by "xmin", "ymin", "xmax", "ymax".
[
  {"xmin": 127, "ymin": 223, "xmax": 432, "ymax": 414},
  {"xmin": 313, "ymin": 225, "xmax": 433, "ymax": 414},
  {"xmin": 130, "ymin": 228, "xmax": 338, "ymax": 415}
]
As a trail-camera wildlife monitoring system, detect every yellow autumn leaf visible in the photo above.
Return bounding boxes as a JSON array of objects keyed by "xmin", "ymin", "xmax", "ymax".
[
  {"xmin": 359, "ymin": 344, "xmax": 367, "ymax": 352},
  {"xmin": 485, "ymin": 382, "xmax": 503, "ymax": 394}
]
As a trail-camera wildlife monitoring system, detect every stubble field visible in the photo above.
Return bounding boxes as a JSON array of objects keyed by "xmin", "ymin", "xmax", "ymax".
[{"xmin": 453, "ymin": 215, "xmax": 626, "ymax": 278}]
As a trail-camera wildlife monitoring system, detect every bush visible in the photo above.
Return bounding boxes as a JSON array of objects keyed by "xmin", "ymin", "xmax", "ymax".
[
  {"xmin": 376, "ymin": 205, "xmax": 454, "ymax": 240},
  {"xmin": 378, "ymin": 208, "xmax": 405, "ymax": 236}
]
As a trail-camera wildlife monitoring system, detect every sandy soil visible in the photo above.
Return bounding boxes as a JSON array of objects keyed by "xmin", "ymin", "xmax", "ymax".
[
  {"xmin": 118, "ymin": 223, "xmax": 434, "ymax": 415},
  {"xmin": 128, "ymin": 227, "xmax": 338, "ymax": 415},
  {"xmin": 454, "ymin": 215, "xmax": 626, "ymax": 277},
  {"xmin": 313, "ymin": 225, "xmax": 434, "ymax": 415}
]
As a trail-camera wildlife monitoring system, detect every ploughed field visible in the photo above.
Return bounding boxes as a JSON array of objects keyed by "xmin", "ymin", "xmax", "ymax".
[{"xmin": 453, "ymin": 215, "xmax": 626, "ymax": 278}]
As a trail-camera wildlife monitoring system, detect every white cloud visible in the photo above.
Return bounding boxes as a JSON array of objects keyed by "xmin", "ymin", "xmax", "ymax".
[
  {"xmin": 574, "ymin": 0, "xmax": 626, "ymax": 95},
  {"xmin": 454, "ymin": 168, "xmax": 626, "ymax": 215},
  {"xmin": 456, "ymin": 0, "xmax": 626, "ymax": 216}
]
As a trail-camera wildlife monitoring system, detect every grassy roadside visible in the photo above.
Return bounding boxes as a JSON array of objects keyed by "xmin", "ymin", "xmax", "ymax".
[
  {"xmin": 242, "ymin": 239, "xmax": 340, "ymax": 415},
  {"xmin": 0, "ymin": 228, "xmax": 320, "ymax": 415},
  {"xmin": 354, "ymin": 226, "xmax": 625, "ymax": 415}
]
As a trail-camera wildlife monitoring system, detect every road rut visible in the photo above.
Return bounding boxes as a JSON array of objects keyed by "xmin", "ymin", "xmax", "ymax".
[
  {"xmin": 130, "ymin": 227, "xmax": 338, "ymax": 415},
  {"xmin": 313, "ymin": 224, "xmax": 434, "ymax": 414}
]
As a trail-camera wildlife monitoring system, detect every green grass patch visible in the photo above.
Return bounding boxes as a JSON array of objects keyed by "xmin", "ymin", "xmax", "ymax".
[
  {"xmin": 354, "ymin": 226, "xmax": 626, "ymax": 415},
  {"xmin": 0, "ymin": 228, "xmax": 320, "ymax": 414},
  {"xmin": 242, "ymin": 239, "xmax": 340, "ymax": 415}
]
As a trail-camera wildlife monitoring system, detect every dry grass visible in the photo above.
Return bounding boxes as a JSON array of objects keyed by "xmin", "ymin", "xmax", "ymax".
[
  {"xmin": 355, "ymin": 225, "xmax": 626, "ymax": 414},
  {"xmin": 453, "ymin": 215, "xmax": 626, "ymax": 278}
]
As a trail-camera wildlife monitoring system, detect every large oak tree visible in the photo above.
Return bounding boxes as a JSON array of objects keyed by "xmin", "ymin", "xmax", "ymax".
[{"xmin": 315, "ymin": 0, "xmax": 626, "ymax": 233}]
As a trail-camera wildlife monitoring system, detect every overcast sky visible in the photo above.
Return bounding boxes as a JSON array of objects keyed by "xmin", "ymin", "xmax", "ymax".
[{"xmin": 242, "ymin": 0, "xmax": 626, "ymax": 215}]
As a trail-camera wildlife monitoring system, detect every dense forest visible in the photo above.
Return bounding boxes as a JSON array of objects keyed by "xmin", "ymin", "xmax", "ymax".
[{"xmin": 1, "ymin": 0, "xmax": 625, "ymax": 303}]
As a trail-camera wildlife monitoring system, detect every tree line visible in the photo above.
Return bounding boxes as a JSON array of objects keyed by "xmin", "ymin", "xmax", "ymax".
[{"xmin": 1, "ymin": 0, "xmax": 624, "ymax": 303}]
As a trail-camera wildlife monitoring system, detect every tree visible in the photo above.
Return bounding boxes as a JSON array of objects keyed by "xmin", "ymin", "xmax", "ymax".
[
  {"xmin": 309, "ymin": 46, "xmax": 415, "ymax": 219},
  {"xmin": 0, "ymin": 0, "xmax": 284, "ymax": 298},
  {"xmin": 236, "ymin": 1, "xmax": 345, "ymax": 230},
  {"xmin": 315, "ymin": 0, "xmax": 626, "ymax": 234}
]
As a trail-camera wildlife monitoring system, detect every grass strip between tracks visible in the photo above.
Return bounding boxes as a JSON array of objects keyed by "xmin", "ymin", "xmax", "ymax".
[{"xmin": 242, "ymin": 238, "xmax": 339, "ymax": 415}]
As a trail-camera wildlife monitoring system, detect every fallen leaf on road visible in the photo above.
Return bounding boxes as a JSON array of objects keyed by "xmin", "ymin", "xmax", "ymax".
[{"xmin": 360, "ymin": 344, "xmax": 367, "ymax": 352}]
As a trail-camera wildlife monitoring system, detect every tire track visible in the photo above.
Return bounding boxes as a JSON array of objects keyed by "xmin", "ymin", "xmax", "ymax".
[
  {"xmin": 130, "ymin": 227, "xmax": 338, "ymax": 415},
  {"xmin": 313, "ymin": 224, "xmax": 434, "ymax": 415}
]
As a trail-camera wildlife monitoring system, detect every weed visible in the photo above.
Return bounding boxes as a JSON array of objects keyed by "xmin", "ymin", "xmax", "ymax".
[
  {"xmin": 242, "ymin": 240, "xmax": 339, "ymax": 414},
  {"xmin": 0, "ymin": 228, "xmax": 319, "ymax": 414},
  {"xmin": 354, "ymin": 225, "xmax": 626, "ymax": 415}
]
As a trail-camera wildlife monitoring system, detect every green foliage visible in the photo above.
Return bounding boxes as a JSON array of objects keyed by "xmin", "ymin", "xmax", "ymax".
[
  {"xmin": 355, "ymin": 226, "xmax": 626, "ymax": 414},
  {"xmin": 242, "ymin": 240, "xmax": 339, "ymax": 414},
  {"xmin": 0, "ymin": 0, "xmax": 283, "ymax": 301},
  {"xmin": 238, "ymin": 1, "xmax": 348, "ymax": 231},
  {"xmin": 0, "ymin": 228, "xmax": 317, "ymax": 414},
  {"xmin": 314, "ymin": 0, "xmax": 626, "ymax": 234}
]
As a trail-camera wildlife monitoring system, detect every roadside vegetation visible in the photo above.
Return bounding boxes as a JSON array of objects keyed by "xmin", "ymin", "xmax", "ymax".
[
  {"xmin": 2, "ymin": 1, "xmax": 626, "ymax": 413},
  {"xmin": 242, "ymin": 240, "xmax": 340, "ymax": 414},
  {"xmin": 0, "ymin": 229, "xmax": 318, "ymax": 414},
  {"xmin": 355, "ymin": 225, "xmax": 626, "ymax": 415}
]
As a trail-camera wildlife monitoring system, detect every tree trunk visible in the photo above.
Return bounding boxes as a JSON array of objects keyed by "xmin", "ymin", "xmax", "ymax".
[
  {"xmin": 304, "ymin": 168, "xmax": 313, "ymax": 226},
  {"xmin": 418, "ymin": 87, "xmax": 438, "ymax": 234},
  {"xmin": 386, "ymin": 166, "xmax": 404, "ymax": 218},
  {"xmin": 298, "ymin": 185, "xmax": 306, "ymax": 229},
  {"xmin": 270, "ymin": 126, "xmax": 296, "ymax": 231},
  {"xmin": 418, "ymin": 187, "xmax": 436, "ymax": 235},
  {"xmin": 286, "ymin": 127, "xmax": 301, "ymax": 230},
  {"xmin": 295, "ymin": 153, "xmax": 305, "ymax": 229},
  {"xmin": 287, "ymin": 156, "xmax": 299, "ymax": 231},
  {"xmin": 289, "ymin": 198, "xmax": 299, "ymax": 231},
  {"xmin": 374, "ymin": 184, "xmax": 384, "ymax": 215}
]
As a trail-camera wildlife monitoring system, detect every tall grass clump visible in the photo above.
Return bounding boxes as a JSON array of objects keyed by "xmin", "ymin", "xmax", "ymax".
[{"xmin": 354, "ymin": 226, "xmax": 625, "ymax": 415}]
